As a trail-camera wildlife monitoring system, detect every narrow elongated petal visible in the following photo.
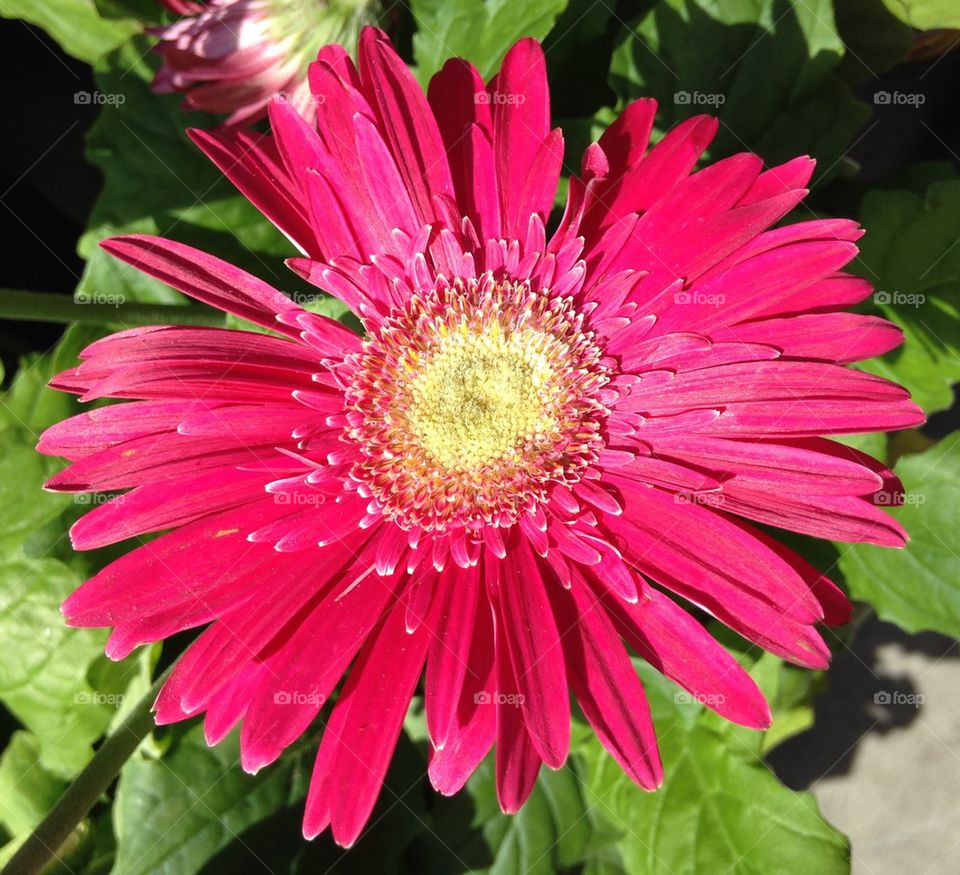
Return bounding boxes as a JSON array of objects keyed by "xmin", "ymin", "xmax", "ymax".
[
  {"xmin": 493, "ymin": 593, "xmax": 543, "ymax": 813},
  {"xmin": 607, "ymin": 586, "xmax": 772, "ymax": 729},
  {"xmin": 496, "ymin": 540, "xmax": 570, "ymax": 768},
  {"xmin": 100, "ymin": 236, "xmax": 306, "ymax": 339},
  {"xmin": 551, "ymin": 570, "xmax": 663, "ymax": 787},
  {"xmin": 311, "ymin": 599, "xmax": 430, "ymax": 847}
]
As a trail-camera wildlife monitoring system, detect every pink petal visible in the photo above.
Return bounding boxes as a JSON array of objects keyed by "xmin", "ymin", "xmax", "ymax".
[
  {"xmin": 492, "ymin": 592, "xmax": 542, "ymax": 813},
  {"xmin": 648, "ymin": 435, "xmax": 885, "ymax": 496},
  {"xmin": 711, "ymin": 312, "xmax": 903, "ymax": 363},
  {"xmin": 492, "ymin": 38, "xmax": 550, "ymax": 239},
  {"xmin": 550, "ymin": 571, "xmax": 662, "ymax": 788},
  {"xmin": 358, "ymin": 28, "xmax": 454, "ymax": 224},
  {"xmin": 37, "ymin": 400, "xmax": 219, "ymax": 460},
  {"xmin": 240, "ymin": 537, "xmax": 402, "ymax": 771},
  {"xmin": 424, "ymin": 564, "xmax": 481, "ymax": 749},
  {"xmin": 100, "ymin": 236, "xmax": 307, "ymax": 340},
  {"xmin": 46, "ymin": 431, "xmax": 293, "ymax": 493},
  {"xmin": 619, "ymin": 361, "xmax": 912, "ymax": 413},
  {"xmin": 428, "ymin": 591, "xmax": 497, "ymax": 795},
  {"xmin": 70, "ymin": 466, "xmax": 270, "ymax": 549},
  {"xmin": 188, "ymin": 128, "xmax": 319, "ymax": 256},
  {"xmin": 495, "ymin": 539, "xmax": 569, "ymax": 768},
  {"xmin": 310, "ymin": 598, "xmax": 430, "ymax": 847},
  {"xmin": 607, "ymin": 484, "xmax": 824, "ymax": 624},
  {"xmin": 606, "ymin": 586, "xmax": 772, "ymax": 729}
]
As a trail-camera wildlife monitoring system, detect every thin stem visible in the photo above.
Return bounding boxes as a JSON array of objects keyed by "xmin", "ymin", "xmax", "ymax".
[
  {"xmin": 3, "ymin": 666, "xmax": 174, "ymax": 875},
  {"xmin": 0, "ymin": 289, "xmax": 225, "ymax": 327}
]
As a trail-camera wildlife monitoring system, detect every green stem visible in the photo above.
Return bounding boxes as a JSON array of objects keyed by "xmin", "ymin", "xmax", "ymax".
[
  {"xmin": 3, "ymin": 667, "xmax": 173, "ymax": 875},
  {"xmin": 0, "ymin": 289, "xmax": 225, "ymax": 327}
]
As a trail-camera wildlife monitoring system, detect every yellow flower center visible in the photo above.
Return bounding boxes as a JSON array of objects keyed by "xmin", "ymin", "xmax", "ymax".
[{"xmin": 405, "ymin": 323, "xmax": 558, "ymax": 471}]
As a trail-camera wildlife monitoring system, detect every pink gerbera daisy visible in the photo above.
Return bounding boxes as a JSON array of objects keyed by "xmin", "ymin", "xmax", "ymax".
[{"xmin": 41, "ymin": 28, "xmax": 923, "ymax": 847}]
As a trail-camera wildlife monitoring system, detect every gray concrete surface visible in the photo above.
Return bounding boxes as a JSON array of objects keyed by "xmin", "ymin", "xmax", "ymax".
[{"xmin": 769, "ymin": 616, "xmax": 960, "ymax": 874}]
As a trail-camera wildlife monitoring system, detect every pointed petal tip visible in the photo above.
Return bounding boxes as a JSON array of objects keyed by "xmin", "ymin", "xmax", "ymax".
[
  {"xmin": 285, "ymin": 257, "xmax": 311, "ymax": 280},
  {"xmin": 497, "ymin": 797, "xmax": 523, "ymax": 816},
  {"xmin": 536, "ymin": 741, "xmax": 569, "ymax": 771},
  {"xmin": 301, "ymin": 824, "xmax": 322, "ymax": 842},
  {"xmin": 757, "ymin": 705, "xmax": 774, "ymax": 731},
  {"xmin": 152, "ymin": 707, "xmax": 183, "ymax": 727},
  {"xmin": 736, "ymin": 696, "xmax": 774, "ymax": 731}
]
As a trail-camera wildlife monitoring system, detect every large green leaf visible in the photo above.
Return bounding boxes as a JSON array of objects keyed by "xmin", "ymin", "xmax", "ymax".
[
  {"xmin": 0, "ymin": 732, "xmax": 65, "ymax": 837},
  {"xmin": 832, "ymin": 0, "xmax": 913, "ymax": 85},
  {"xmin": 880, "ymin": 0, "xmax": 960, "ymax": 28},
  {"xmin": 79, "ymin": 40, "xmax": 296, "ymax": 306},
  {"xmin": 575, "ymin": 662, "xmax": 848, "ymax": 875},
  {"xmin": 0, "ymin": 0, "xmax": 139, "ymax": 64},
  {"xmin": 853, "ymin": 180, "xmax": 960, "ymax": 415},
  {"xmin": 410, "ymin": 0, "xmax": 571, "ymax": 85},
  {"xmin": 609, "ymin": 0, "xmax": 869, "ymax": 176},
  {"xmin": 0, "ymin": 433, "xmax": 72, "ymax": 541},
  {"xmin": 0, "ymin": 323, "xmax": 105, "ymax": 436},
  {"xmin": 543, "ymin": 0, "xmax": 620, "ymax": 119},
  {"xmin": 466, "ymin": 760, "xmax": 596, "ymax": 874},
  {"xmin": 0, "ymin": 325, "xmax": 109, "ymax": 550},
  {"xmin": 838, "ymin": 439, "xmax": 960, "ymax": 637},
  {"xmin": 0, "ymin": 557, "xmax": 122, "ymax": 777},
  {"xmin": 112, "ymin": 726, "xmax": 310, "ymax": 875}
]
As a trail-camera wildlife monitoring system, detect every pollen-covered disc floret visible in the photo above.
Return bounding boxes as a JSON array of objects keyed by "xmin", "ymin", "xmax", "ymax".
[{"xmin": 344, "ymin": 274, "xmax": 612, "ymax": 531}]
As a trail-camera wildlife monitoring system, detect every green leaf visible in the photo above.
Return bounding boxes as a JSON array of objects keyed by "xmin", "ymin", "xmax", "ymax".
[
  {"xmin": 575, "ymin": 664, "xmax": 849, "ymax": 875},
  {"xmin": 609, "ymin": 0, "xmax": 869, "ymax": 177},
  {"xmin": 701, "ymin": 635, "xmax": 822, "ymax": 756},
  {"xmin": 88, "ymin": 644, "xmax": 161, "ymax": 735},
  {"xmin": 880, "ymin": 0, "xmax": 960, "ymax": 28},
  {"xmin": 112, "ymin": 726, "xmax": 309, "ymax": 875},
  {"xmin": 462, "ymin": 759, "xmax": 595, "ymax": 874},
  {"xmin": 0, "ymin": 732, "xmax": 66, "ymax": 836},
  {"xmin": 0, "ymin": 557, "xmax": 117, "ymax": 777},
  {"xmin": 0, "ymin": 325, "xmax": 111, "ymax": 547},
  {"xmin": 411, "ymin": 0, "xmax": 571, "ymax": 86},
  {"xmin": 94, "ymin": 0, "xmax": 160, "ymax": 24},
  {"xmin": 832, "ymin": 0, "xmax": 913, "ymax": 85},
  {"xmin": 78, "ymin": 40, "xmax": 298, "ymax": 307},
  {"xmin": 0, "ymin": 434, "xmax": 74, "ymax": 543},
  {"xmin": 543, "ymin": 0, "xmax": 620, "ymax": 119},
  {"xmin": 853, "ymin": 180, "xmax": 960, "ymax": 415},
  {"xmin": 838, "ymin": 439, "xmax": 960, "ymax": 637},
  {"xmin": 0, "ymin": 0, "xmax": 139, "ymax": 64},
  {"xmin": 1, "ymin": 324, "xmax": 105, "ymax": 436}
]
